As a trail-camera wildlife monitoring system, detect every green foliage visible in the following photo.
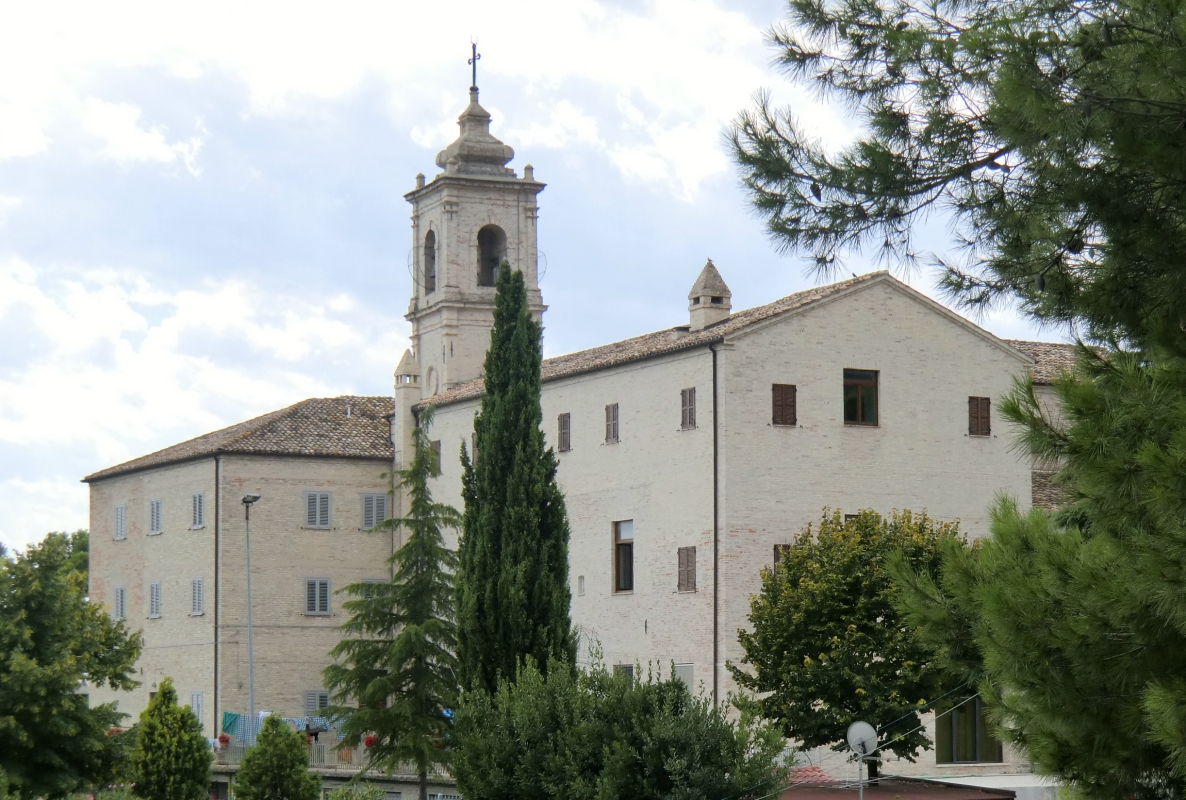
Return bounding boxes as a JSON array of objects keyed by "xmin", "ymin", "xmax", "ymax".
[
  {"xmin": 0, "ymin": 531, "xmax": 140, "ymax": 799},
  {"xmin": 232, "ymin": 715, "xmax": 319, "ymax": 800},
  {"xmin": 892, "ymin": 348, "xmax": 1186, "ymax": 800},
  {"xmin": 93, "ymin": 789, "xmax": 135, "ymax": 800},
  {"xmin": 324, "ymin": 406, "xmax": 460, "ymax": 795},
  {"xmin": 326, "ymin": 783, "xmax": 385, "ymax": 800},
  {"xmin": 127, "ymin": 677, "xmax": 211, "ymax": 800},
  {"xmin": 457, "ymin": 265, "xmax": 575, "ymax": 694},
  {"xmin": 453, "ymin": 658, "xmax": 786, "ymax": 800},
  {"xmin": 732, "ymin": 509, "xmax": 962, "ymax": 761},
  {"xmin": 732, "ymin": 0, "xmax": 1186, "ymax": 346}
]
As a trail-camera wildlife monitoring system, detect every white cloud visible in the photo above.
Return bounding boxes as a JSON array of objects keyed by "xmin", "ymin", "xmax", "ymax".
[
  {"xmin": 0, "ymin": 479, "xmax": 89, "ymax": 552},
  {"xmin": 0, "ymin": 259, "xmax": 408, "ymax": 549},
  {"xmin": 81, "ymin": 98, "xmax": 203, "ymax": 173},
  {"xmin": 0, "ymin": 0, "xmax": 851, "ymax": 197}
]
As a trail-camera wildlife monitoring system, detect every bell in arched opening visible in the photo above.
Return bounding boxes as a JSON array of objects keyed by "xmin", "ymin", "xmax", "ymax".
[{"xmin": 477, "ymin": 224, "xmax": 507, "ymax": 286}]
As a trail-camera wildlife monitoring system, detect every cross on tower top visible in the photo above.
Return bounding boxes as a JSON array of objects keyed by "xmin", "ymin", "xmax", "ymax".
[{"xmin": 468, "ymin": 42, "xmax": 481, "ymax": 91}]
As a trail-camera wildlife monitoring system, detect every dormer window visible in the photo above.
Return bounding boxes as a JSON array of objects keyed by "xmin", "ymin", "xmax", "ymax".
[
  {"xmin": 711, "ymin": 296, "xmax": 724, "ymax": 305},
  {"xmin": 477, "ymin": 225, "xmax": 507, "ymax": 286},
  {"xmin": 423, "ymin": 230, "xmax": 437, "ymax": 293}
]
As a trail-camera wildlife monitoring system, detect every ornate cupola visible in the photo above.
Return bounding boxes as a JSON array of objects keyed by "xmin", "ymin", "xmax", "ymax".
[
  {"xmin": 402, "ymin": 59, "xmax": 545, "ymax": 396},
  {"xmin": 688, "ymin": 258, "xmax": 732, "ymax": 331}
]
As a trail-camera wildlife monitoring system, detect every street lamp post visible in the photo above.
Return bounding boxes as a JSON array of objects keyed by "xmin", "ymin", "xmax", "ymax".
[{"xmin": 242, "ymin": 492, "xmax": 261, "ymax": 745}]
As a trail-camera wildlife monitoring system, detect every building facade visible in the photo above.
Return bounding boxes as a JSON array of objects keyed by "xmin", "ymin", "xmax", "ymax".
[{"xmin": 85, "ymin": 85, "xmax": 1077, "ymax": 781}]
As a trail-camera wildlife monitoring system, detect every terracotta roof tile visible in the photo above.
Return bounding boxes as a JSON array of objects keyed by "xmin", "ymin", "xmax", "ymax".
[
  {"xmin": 1004, "ymin": 339, "xmax": 1079, "ymax": 383},
  {"xmin": 83, "ymin": 395, "xmax": 393, "ymax": 482},
  {"xmin": 420, "ymin": 271, "xmax": 884, "ymax": 408}
]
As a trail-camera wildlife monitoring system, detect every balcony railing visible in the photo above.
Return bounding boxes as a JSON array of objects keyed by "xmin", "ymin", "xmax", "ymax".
[{"xmin": 215, "ymin": 738, "xmax": 448, "ymax": 779}]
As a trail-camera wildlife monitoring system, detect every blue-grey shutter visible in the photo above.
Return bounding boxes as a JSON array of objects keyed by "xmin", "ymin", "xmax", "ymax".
[{"xmin": 318, "ymin": 494, "xmax": 330, "ymax": 528}]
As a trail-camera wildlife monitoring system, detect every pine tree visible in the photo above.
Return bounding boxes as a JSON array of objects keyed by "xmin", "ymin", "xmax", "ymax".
[
  {"xmin": 456, "ymin": 265, "xmax": 575, "ymax": 694},
  {"xmin": 891, "ymin": 347, "xmax": 1186, "ymax": 800},
  {"xmin": 128, "ymin": 677, "xmax": 211, "ymax": 800},
  {"xmin": 324, "ymin": 407, "xmax": 460, "ymax": 800},
  {"xmin": 232, "ymin": 714, "xmax": 319, "ymax": 800},
  {"xmin": 732, "ymin": 0, "xmax": 1186, "ymax": 347}
]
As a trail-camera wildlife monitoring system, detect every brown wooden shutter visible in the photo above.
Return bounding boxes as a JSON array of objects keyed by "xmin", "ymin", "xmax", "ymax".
[
  {"xmin": 772, "ymin": 384, "xmax": 797, "ymax": 426},
  {"xmin": 558, "ymin": 413, "xmax": 571, "ymax": 452},
  {"xmin": 968, "ymin": 397, "xmax": 991, "ymax": 436},
  {"xmin": 677, "ymin": 546, "xmax": 696, "ymax": 591},
  {"xmin": 431, "ymin": 440, "xmax": 442, "ymax": 473}
]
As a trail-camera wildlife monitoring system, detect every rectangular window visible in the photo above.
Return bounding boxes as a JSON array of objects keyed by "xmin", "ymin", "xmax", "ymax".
[
  {"xmin": 614, "ymin": 520, "xmax": 634, "ymax": 592},
  {"xmin": 577, "ymin": 575, "xmax": 585, "ymax": 596},
  {"xmin": 149, "ymin": 498, "xmax": 162, "ymax": 534},
  {"xmin": 558, "ymin": 413, "xmax": 572, "ymax": 452},
  {"xmin": 677, "ymin": 546, "xmax": 697, "ymax": 592},
  {"xmin": 773, "ymin": 543, "xmax": 795, "ymax": 572},
  {"xmin": 614, "ymin": 664, "xmax": 635, "ymax": 684},
  {"xmin": 305, "ymin": 578, "xmax": 330, "ymax": 614},
  {"xmin": 674, "ymin": 663, "xmax": 694, "ymax": 690},
  {"xmin": 189, "ymin": 691, "xmax": 203, "ymax": 730},
  {"xmin": 605, "ymin": 403, "xmax": 619, "ymax": 444},
  {"xmin": 361, "ymin": 493, "xmax": 388, "ymax": 529},
  {"xmin": 361, "ymin": 578, "xmax": 386, "ymax": 599},
  {"xmin": 431, "ymin": 440, "xmax": 442, "ymax": 474},
  {"xmin": 114, "ymin": 504, "xmax": 126, "ymax": 540},
  {"xmin": 113, "ymin": 585, "xmax": 126, "ymax": 621},
  {"xmin": 681, "ymin": 388, "xmax": 696, "ymax": 430},
  {"xmin": 968, "ymin": 396, "xmax": 991, "ymax": 436},
  {"xmin": 305, "ymin": 492, "xmax": 331, "ymax": 529},
  {"xmin": 936, "ymin": 696, "xmax": 1004, "ymax": 764},
  {"xmin": 148, "ymin": 581, "xmax": 161, "ymax": 618},
  {"xmin": 191, "ymin": 577, "xmax": 204, "ymax": 615},
  {"xmin": 304, "ymin": 690, "xmax": 331, "ymax": 717},
  {"xmin": 191, "ymin": 492, "xmax": 205, "ymax": 528},
  {"xmin": 772, "ymin": 384, "xmax": 797, "ymax": 426},
  {"xmin": 843, "ymin": 369, "xmax": 879, "ymax": 425}
]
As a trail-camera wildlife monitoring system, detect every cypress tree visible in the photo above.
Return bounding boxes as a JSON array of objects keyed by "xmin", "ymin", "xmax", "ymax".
[
  {"xmin": 128, "ymin": 677, "xmax": 212, "ymax": 800},
  {"xmin": 456, "ymin": 265, "xmax": 575, "ymax": 694},
  {"xmin": 324, "ymin": 407, "xmax": 460, "ymax": 800}
]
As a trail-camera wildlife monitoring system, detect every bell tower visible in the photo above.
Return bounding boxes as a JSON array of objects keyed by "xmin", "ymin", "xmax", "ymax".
[{"xmin": 404, "ymin": 81, "xmax": 545, "ymax": 396}]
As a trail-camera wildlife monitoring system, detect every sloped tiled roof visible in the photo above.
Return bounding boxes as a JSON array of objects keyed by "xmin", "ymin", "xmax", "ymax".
[
  {"xmin": 84, "ymin": 396, "xmax": 393, "ymax": 482},
  {"xmin": 421, "ymin": 271, "xmax": 883, "ymax": 408},
  {"xmin": 1004, "ymin": 339, "xmax": 1079, "ymax": 383}
]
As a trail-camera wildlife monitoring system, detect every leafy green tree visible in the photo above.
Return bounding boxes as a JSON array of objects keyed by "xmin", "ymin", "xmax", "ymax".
[
  {"xmin": 0, "ymin": 532, "xmax": 140, "ymax": 799},
  {"xmin": 457, "ymin": 265, "xmax": 575, "ymax": 693},
  {"xmin": 732, "ymin": 0, "xmax": 1186, "ymax": 346},
  {"xmin": 324, "ymin": 407, "xmax": 460, "ymax": 800},
  {"xmin": 326, "ymin": 783, "xmax": 384, "ymax": 800},
  {"xmin": 453, "ymin": 657, "xmax": 786, "ymax": 800},
  {"xmin": 63, "ymin": 530, "xmax": 88, "ymax": 578},
  {"xmin": 127, "ymin": 677, "xmax": 211, "ymax": 800},
  {"xmin": 731, "ymin": 510, "xmax": 962, "ymax": 772},
  {"xmin": 232, "ymin": 715, "xmax": 319, "ymax": 800},
  {"xmin": 892, "ymin": 348, "xmax": 1186, "ymax": 800}
]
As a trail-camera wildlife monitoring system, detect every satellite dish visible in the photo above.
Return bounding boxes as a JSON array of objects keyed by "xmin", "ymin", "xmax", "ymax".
[{"xmin": 847, "ymin": 720, "xmax": 878, "ymax": 756}]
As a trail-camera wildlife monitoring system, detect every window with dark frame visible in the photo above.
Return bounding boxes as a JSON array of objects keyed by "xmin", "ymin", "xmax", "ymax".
[
  {"xmin": 844, "ymin": 514, "xmax": 860, "ymax": 525},
  {"xmin": 558, "ymin": 413, "xmax": 572, "ymax": 452},
  {"xmin": 677, "ymin": 546, "xmax": 697, "ymax": 591},
  {"xmin": 614, "ymin": 664, "xmax": 635, "ymax": 684},
  {"xmin": 772, "ymin": 384, "xmax": 797, "ymax": 426},
  {"xmin": 681, "ymin": 388, "xmax": 696, "ymax": 430},
  {"xmin": 614, "ymin": 520, "xmax": 634, "ymax": 592},
  {"xmin": 773, "ymin": 543, "xmax": 794, "ymax": 572},
  {"xmin": 605, "ymin": 403, "xmax": 620, "ymax": 444},
  {"xmin": 431, "ymin": 440, "xmax": 442, "ymax": 474},
  {"xmin": 968, "ymin": 396, "xmax": 991, "ymax": 436},
  {"xmin": 936, "ymin": 696, "xmax": 1004, "ymax": 764},
  {"xmin": 843, "ymin": 369, "xmax": 879, "ymax": 425}
]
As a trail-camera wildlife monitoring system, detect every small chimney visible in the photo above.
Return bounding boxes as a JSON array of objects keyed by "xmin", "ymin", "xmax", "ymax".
[{"xmin": 688, "ymin": 258, "xmax": 732, "ymax": 332}]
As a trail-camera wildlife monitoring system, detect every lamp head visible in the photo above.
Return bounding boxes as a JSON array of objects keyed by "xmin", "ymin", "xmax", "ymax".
[{"xmin": 242, "ymin": 493, "xmax": 261, "ymax": 505}]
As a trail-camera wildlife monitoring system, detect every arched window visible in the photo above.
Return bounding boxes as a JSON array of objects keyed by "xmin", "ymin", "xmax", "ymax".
[
  {"xmin": 477, "ymin": 225, "xmax": 507, "ymax": 287},
  {"xmin": 423, "ymin": 230, "xmax": 437, "ymax": 293}
]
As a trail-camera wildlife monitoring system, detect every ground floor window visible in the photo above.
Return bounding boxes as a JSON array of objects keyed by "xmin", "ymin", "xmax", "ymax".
[{"xmin": 936, "ymin": 696, "xmax": 1003, "ymax": 763}]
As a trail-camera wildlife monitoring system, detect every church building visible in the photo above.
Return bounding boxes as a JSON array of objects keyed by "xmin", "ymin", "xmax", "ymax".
[{"xmin": 84, "ymin": 83, "xmax": 1075, "ymax": 782}]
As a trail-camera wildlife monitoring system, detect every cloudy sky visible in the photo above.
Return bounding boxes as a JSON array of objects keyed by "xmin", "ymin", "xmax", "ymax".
[{"xmin": 0, "ymin": 0, "xmax": 1059, "ymax": 550}]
